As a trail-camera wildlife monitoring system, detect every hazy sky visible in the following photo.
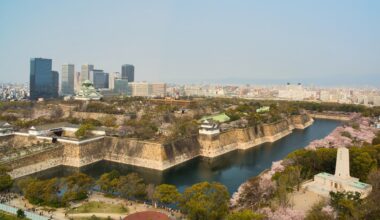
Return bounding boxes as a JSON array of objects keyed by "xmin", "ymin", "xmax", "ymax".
[{"xmin": 1, "ymin": 0, "xmax": 379, "ymax": 85}]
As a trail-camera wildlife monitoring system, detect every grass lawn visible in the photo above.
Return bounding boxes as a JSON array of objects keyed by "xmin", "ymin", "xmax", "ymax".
[
  {"xmin": 68, "ymin": 201, "xmax": 128, "ymax": 214},
  {"xmin": 0, "ymin": 211, "xmax": 26, "ymax": 220}
]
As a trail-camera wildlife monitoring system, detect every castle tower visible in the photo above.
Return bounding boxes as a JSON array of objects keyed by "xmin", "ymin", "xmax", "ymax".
[{"xmin": 335, "ymin": 147, "xmax": 351, "ymax": 179}]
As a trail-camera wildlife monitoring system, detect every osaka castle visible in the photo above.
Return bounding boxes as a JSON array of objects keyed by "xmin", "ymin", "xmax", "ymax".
[
  {"xmin": 74, "ymin": 80, "xmax": 102, "ymax": 101},
  {"xmin": 303, "ymin": 147, "xmax": 372, "ymax": 198}
]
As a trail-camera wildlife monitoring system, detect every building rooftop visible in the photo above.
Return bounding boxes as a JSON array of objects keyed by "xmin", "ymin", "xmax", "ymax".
[
  {"xmin": 123, "ymin": 211, "xmax": 170, "ymax": 220},
  {"xmin": 200, "ymin": 113, "xmax": 230, "ymax": 123},
  {"xmin": 0, "ymin": 121, "xmax": 12, "ymax": 127},
  {"xmin": 315, "ymin": 172, "xmax": 371, "ymax": 190},
  {"xmin": 29, "ymin": 122, "xmax": 83, "ymax": 131}
]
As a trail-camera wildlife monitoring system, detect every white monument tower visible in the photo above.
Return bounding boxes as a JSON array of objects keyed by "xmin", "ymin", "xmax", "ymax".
[
  {"xmin": 303, "ymin": 147, "xmax": 372, "ymax": 198},
  {"xmin": 335, "ymin": 147, "xmax": 351, "ymax": 179}
]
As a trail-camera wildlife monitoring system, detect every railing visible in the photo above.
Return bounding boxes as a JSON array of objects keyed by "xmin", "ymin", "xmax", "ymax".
[{"xmin": 0, "ymin": 203, "xmax": 49, "ymax": 220}]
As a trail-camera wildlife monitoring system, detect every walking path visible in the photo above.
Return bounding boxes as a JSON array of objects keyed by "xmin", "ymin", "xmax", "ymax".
[
  {"xmin": 290, "ymin": 189, "xmax": 326, "ymax": 212},
  {"xmin": 7, "ymin": 192, "xmax": 180, "ymax": 220},
  {"xmin": 0, "ymin": 203, "xmax": 48, "ymax": 220}
]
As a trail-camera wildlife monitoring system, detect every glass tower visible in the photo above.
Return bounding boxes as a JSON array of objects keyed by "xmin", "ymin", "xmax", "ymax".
[
  {"xmin": 90, "ymin": 69, "xmax": 109, "ymax": 89},
  {"xmin": 121, "ymin": 64, "xmax": 134, "ymax": 82},
  {"xmin": 30, "ymin": 58, "xmax": 58, "ymax": 100}
]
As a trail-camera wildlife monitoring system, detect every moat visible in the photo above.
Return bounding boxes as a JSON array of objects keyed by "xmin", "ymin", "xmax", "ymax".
[{"xmin": 29, "ymin": 119, "xmax": 340, "ymax": 194}]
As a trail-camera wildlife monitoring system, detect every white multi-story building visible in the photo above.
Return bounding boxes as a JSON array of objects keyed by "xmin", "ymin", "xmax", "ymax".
[
  {"xmin": 129, "ymin": 82, "xmax": 166, "ymax": 97},
  {"xmin": 129, "ymin": 82, "xmax": 151, "ymax": 97},
  {"xmin": 278, "ymin": 84, "xmax": 307, "ymax": 100},
  {"xmin": 61, "ymin": 64, "xmax": 75, "ymax": 95},
  {"xmin": 108, "ymin": 72, "xmax": 120, "ymax": 90},
  {"xmin": 80, "ymin": 64, "xmax": 94, "ymax": 82},
  {"xmin": 74, "ymin": 72, "xmax": 81, "ymax": 93},
  {"xmin": 150, "ymin": 83, "xmax": 166, "ymax": 97}
]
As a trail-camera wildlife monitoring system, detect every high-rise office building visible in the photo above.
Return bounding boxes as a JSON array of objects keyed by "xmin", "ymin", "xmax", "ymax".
[
  {"xmin": 61, "ymin": 64, "xmax": 75, "ymax": 95},
  {"xmin": 114, "ymin": 78, "xmax": 129, "ymax": 95},
  {"xmin": 90, "ymin": 69, "xmax": 109, "ymax": 89},
  {"xmin": 30, "ymin": 58, "xmax": 59, "ymax": 100},
  {"xmin": 121, "ymin": 64, "xmax": 134, "ymax": 82},
  {"xmin": 51, "ymin": 71, "xmax": 59, "ymax": 98},
  {"xmin": 81, "ymin": 64, "xmax": 94, "ymax": 82},
  {"xmin": 109, "ymin": 72, "xmax": 120, "ymax": 90},
  {"xmin": 74, "ymin": 72, "xmax": 81, "ymax": 93}
]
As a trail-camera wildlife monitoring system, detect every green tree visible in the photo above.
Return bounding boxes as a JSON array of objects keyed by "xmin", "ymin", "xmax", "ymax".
[
  {"xmin": 97, "ymin": 170, "xmax": 120, "ymax": 195},
  {"xmin": 153, "ymin": 184, "xmax": 181, "ymax": 205},
  {"xmin": 226, "ymin": 210, "xmax": 265, "ymax": 220},
  {"xmin": 330, "ymin": 191, "xmax": 362, "ymax": 219},
  {"xmin": 63, "ymin": 173, "xmax": 94, "ymax": 203},
  {"xmin": 361, "ymin": 170, "xmax": 380, "ymax": 219},
  {"xmin": 305, "ymin": 201, "xmax": 334, "ymax": 220},
  {"xmin": 350, "ymin": 151, "xmax": 377, "ymax": 182},
  {"xmin": 75, "ymin": 123, "xmax": 94, "ymax": 138},
  {"xmin": 180, "ymin": 182, "xmax": 230, "ymax": 220},
  {"xmin": 0, "ymin": 166, "xmax": 13, "ymax": 192},
  {"xmin": 275, "ymin": 175, "xmax": 290, "ymax": 207},
  {"xmin": 21, "ymin": 178, "xmax": 62, "ymax": 207},
  {"xmin": 16, "ymin": 209, "xmax": 26, "ymax": 219},
  {"xmin": 372, "ymin": 137, "xmax": 380, "ymax": 145},
  {"xmin": 100, "ymin": 115, "xmax": 117, "ymax": 127},
  {"xmin": 117, "ymin": 173, "xmax": 146, "ymax": 199}
]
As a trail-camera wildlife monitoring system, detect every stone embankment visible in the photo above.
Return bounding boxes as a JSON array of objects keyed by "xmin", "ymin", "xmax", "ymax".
[
  {"xmin": 199, "ymin": 115, "xmax": 313, "ymax": 158},
  {"xmin": 5, "ymin": 114, "xmax": 314, "ymax": 178},
  {"xmin": 309, "ymin": 112, "xmax": 351, "ymax": 121}
]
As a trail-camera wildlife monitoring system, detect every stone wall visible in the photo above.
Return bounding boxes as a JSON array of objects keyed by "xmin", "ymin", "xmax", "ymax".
[
  {"xmin": 198, "ymin": 114, "xmax": 313, "ymax": 157},
  {"xmin": 5, "ymin": 145, "xmax": 64, "ymax": 178},
  {"xmin": 0, "ymin": 135, "xmax": 41, "ymax": 148},
  {"xmin": 309, "ymin": 113, "xmax": 350, "ymax": 121},
  {"xmin": 5, "ymin": 114, "xmax": 314, "ymax": 177}
]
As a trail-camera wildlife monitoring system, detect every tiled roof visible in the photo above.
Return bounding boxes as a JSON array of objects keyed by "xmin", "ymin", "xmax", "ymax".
[{"xmin": 30, "ymin": 122, "xmax": 73, "ymax": 131}]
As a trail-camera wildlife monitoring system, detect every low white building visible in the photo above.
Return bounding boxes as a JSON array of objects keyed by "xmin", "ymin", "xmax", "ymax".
[
  {"xmin": 199, "ymin": 119, "xmax": 220, "ymax": 135},
  {"xmin": 28, "ymin": 122, "xmax": 106, "ymax": 136},
  {"xmin": 303, "ymin": 147, "xmax": 372, "ymax": 198},
  {"xmin": 0, "ymin": 121, "xmax": 13, "ymax": 136}
]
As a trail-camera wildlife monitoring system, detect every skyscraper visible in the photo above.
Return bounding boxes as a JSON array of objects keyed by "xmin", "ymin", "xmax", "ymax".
[
  {"xmin": 81, "ymin": 64, "xmax": 94, "ymax": 82},
  {"xmin": 29, "ymin": 58, "xmax": 58, "ymax": 100},
  {"xmin": 74, "ymin": 72, "xmax": 81, "ymax": 93},
  {"xmin": 61, "ymin": 64, "xmax": 75, "ymax": 95},
  {"xmin": 90, "ymin": 69, "xmax": 109, "ymax": 89},
  {"xmin": 108, "ymin": 72, "xmax": 120, "ymax": 90},
  {"xmin": 121, "ymin": 64, "xmax": 134, "ymax": 82},
  {"xmin": 114, "ymin": 78, "xmax": 129, "ymax": 95},
  {"xmin": 51, "ymin": 71, "xmax": 59, "ymax": 98}
]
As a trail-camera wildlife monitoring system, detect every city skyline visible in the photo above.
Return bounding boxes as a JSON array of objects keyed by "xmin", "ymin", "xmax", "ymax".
[{"xmin": 1, "ymin": 0, "xmax": 380, "ymax": 86}]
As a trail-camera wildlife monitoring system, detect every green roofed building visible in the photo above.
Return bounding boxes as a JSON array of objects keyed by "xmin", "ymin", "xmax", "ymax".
[
  {"xmin": 74, "ymin": 80, "xmax": 103, "ymax": 101},
  {"xmin": 256, "ymin": 106, "xmax": 270, "ymax": 113},
  {"xmin": 200, "ymin": 113, "xmax": 230, "ymax": 123}
]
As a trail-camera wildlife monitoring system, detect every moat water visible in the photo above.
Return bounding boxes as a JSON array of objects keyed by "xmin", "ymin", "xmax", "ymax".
[{"xmin": 31, "ymin": 119, "xmax": 340, "ymax": 194}]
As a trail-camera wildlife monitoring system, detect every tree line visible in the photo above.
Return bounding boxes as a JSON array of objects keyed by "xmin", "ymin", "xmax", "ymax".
[{"xmin": 0, "ymin": 168, "xmax": 264, "ymax": 220}]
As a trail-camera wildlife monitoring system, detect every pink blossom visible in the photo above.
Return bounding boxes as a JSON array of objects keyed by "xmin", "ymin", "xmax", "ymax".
[
  {"xmin": 260, "ymin": 207, "xmax": 305, "ymax": 220},
  {"xmin": 322, "ymin": 205, "xmax": 336, "ymax": 217},
  {"xmin": 306, "ymin": 115, "xmax": 376, "ymax": 149}
]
